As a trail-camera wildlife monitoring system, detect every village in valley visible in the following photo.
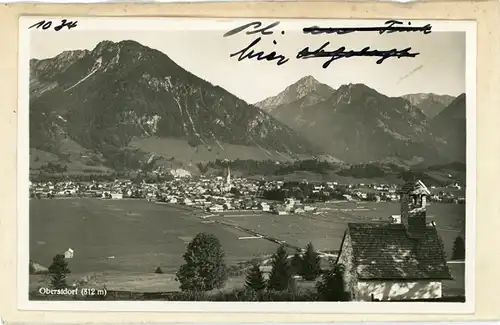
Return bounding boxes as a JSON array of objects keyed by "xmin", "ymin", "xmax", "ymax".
[
  {"xmin": 29, "ymin": 166, "xmax": 466, "ymax": 302},
  {"xmin": 27, "ymin": 25, "xmax": 468, "ymax": 303},
  {"xmin": 29, "ymin": 166, "xmax": 465, "ymax": 214}
]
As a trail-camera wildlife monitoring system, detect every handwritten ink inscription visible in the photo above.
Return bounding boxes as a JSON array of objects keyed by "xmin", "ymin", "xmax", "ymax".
[
  {"xmin": 296, "ymin": 44, "xmax": 418, "ymax": 68},
  {"xmin": 224, "ymin": 20, "xmax": 431, "ymax": 68},
  {"xmin": 29, "ymin": 19, "xmax": 78, "ymax": 31},
  {"xmin": 302, "ymin": 20, "xmax": 432, "ymax": 35},
  {"xmin": 224, "ymin": 22, "xmax": 289, "ymax": 66}
]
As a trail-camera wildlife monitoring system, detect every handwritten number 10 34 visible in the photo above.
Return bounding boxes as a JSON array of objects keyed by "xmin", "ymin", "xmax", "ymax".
[{"xmin": 29, "ymin": 19, "xmax": 78, "ymax": 31}]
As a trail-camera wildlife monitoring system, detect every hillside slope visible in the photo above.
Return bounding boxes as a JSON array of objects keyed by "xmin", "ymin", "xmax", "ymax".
[
  {"xmin": 430, "ymin": 94, "xmax": 466, "ymax": 163},
  {"xmin": 29, "ymin": 40, "xmax": 322, "ymax": 171}
]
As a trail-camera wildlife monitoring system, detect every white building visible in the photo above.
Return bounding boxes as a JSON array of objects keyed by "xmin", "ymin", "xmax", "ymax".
[
  {"xmin": 259, "ymin": 202, "xmax": 270, "ymax": 212},
  {"xmin": 208, "ymin": 204, "xmax": 224, "ymax": 213},
  {"xmin": 111, "ymin": 193, "xmax": 123, "ymax": 199},
  {"xmin": 64, "ymin": 248, "xmax": 74, "ymax": 259}
]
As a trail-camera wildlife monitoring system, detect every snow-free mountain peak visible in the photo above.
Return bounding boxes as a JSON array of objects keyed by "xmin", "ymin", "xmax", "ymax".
[
  {"xmin": 29, "ymin": 40, "xmax": 322, "ymax": 172},
  {"xmin": 402, "ymin": 93, "xmax": 456, "ymax": 118},
  {"xmin": 261, "ymin": 81, "xmax": 462, "ymax": 164},
  {"xmin": 254, "ymin": 75, "xmax": 335, "ymax": 112}
]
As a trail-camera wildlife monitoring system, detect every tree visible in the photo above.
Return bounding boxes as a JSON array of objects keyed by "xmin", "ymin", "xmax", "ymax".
[
  {"xmin": 48, "ymin": 254, "xmax": 71, "ymax": 289},
  {"xmin": 299, "ymin": 242, "xmax": 321, "ymax": 281},
  {"xmin": 267, "ymin": 245, "xmax": 292, "ymax": 291},
  {"xmin": 366, "ymin": 192, "xmax": 378, "ymax": 202},
  {"xmin": 230, "ymin": 187, "xmax": 242, "ymax": 197},
  {"xmin": 176, "ymin": 232, "xmax": 228, "ymax": 292},
  {"xmin": 245, "ymin": 263, "xmax": 266, "ymax": 292},
  {"xmin": 451, "ymin": 236, "xmax": 466, "ymax": 260},
  {"xmin": 400, "ymin": 170, "xmax": 417, "ymax": 182},
  {"xmin": 197, "ymin": 163, "xmax": 209, "ymax": 174},
  {"xmin": 290, "ymin": 252, "xmax": 303, "ymax": 275},
  {"xmin": 316, "ymin": 263, "xmax": 350, "ymax": 301}
]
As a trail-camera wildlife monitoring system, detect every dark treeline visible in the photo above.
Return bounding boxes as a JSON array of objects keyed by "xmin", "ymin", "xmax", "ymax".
[
  {"xmin": 200, "ymin": 159, "xmax": 340, "ymax": 176},
  {"xmin": 39, "ymin": 162, "xmax": 68, "ymax": 174},
  {"xmin": 200, "ymin": 159, "xmax": 463, "ymax": 187},
  {"xmin": 337, "ymin": 164, "xmax": 392, "ymax": 178},
  {"xmin": 426, "ymin": 162, "xmax": 466, "ymax": 172},
  {"xmin": 261, "ymin": 182, "xmax": 347, "ymax": 202}
]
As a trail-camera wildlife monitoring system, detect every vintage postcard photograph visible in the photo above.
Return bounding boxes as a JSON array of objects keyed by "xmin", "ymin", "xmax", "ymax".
[{"xmin": 18, "ymin": 16, "xmax": 476, "ymax": 313}]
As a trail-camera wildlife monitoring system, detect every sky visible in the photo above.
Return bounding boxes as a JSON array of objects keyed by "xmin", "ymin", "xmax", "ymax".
[{"xmin": 30, "ymin": 28, "xmax": 466, "ymax": 104}]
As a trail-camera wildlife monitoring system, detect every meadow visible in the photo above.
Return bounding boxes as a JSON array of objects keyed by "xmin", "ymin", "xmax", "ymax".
[
  {"xmin": 30, "ymin": 199, "xmax": 279, "ymax": 275},
  {"xmin": 29, "ymin": 198, "xmax": 465, "ymax": 293},
  {"xmin": 213, "ymin": 201, "xmax": 465, "ymax": 259}
]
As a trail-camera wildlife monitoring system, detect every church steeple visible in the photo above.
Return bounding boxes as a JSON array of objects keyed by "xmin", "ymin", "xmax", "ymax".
[
  {"xmin": 226, "ymin": 166, "xmax": 231, "ymax": 186},
  {"xmin": 399, "ymin": 179, "xmax": 431, "ymax": 239}
]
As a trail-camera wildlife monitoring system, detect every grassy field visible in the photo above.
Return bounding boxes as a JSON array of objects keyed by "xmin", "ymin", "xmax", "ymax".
[
  {"xmin": 30, "ymin": 199, "xmax": 279, "ymax": 275},
  {"xmin": 213, "ymin": 201, "xmax": 465, "ymax": 259},
  {"xmin": 30, "ymin": 198, "xmax": 465, "ymax": 294}
]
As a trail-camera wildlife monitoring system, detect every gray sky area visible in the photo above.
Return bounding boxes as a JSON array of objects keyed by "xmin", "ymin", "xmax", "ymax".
[{"xmin": 30, "ymin": 29, "xmax": 465, "ymax": 103}]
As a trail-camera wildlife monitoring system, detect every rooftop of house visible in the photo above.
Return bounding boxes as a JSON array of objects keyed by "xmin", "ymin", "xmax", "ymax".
[{"xmin": 344, "ymin": 222, "xmax": 452, "ymax": 281}]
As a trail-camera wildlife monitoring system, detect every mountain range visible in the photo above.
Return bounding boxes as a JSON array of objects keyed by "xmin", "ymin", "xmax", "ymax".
[
  {"xmin": 29, "ymin": 40, "xmax": 326, "ymax": 173},
  {"xmin": 256, "ymin": 76, "xmax": 465, "ymax": 165},
  {"xmin": 401, "ymin": 93, "xmax": 455, "ymax": 119},
  {"xmin": 29, "ymin": 40, "xmax": 466, "ymax": 175}
]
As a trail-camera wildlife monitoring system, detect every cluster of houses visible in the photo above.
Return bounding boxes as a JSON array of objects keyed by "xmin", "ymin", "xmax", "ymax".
[
  {"xmin": 29, "ymin": 169, "xmax": 465, "ymax": 211},
  {"xmin": 273, "ymin": 198, "xmax": 317, "ymax": 215},
  {"xmin": 29, "ymin": 180, "xmax": 153, "ymax": 200},
  {"xmin": 339, "ymin": 183, "xmax": 464, "ymax": 204}
]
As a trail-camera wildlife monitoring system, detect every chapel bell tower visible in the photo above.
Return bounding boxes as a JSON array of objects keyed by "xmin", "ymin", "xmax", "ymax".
[{"xmin": 399, "ymin": 179, "xmax": 431, "ymax": 239}]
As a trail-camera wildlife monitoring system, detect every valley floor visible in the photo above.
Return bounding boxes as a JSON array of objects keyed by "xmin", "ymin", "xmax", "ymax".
[{"xmin": 29, "ymin": 198, "xmax": 466, "ymax": 296}]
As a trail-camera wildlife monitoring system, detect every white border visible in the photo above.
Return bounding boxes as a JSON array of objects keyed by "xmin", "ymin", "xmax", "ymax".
[{"xmin": 17, "ymin": 16, "xmax": 477, "ymax": 314}]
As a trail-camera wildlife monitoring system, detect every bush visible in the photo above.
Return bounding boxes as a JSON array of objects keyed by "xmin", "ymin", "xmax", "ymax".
[
  {"xmin": 316, "ymin": 263, "xmax": 351, "ymax": 301},
  {"xmin": 48, "ymin": 254, "xmax": 71, "ymax": 289},
  {"xmin": 40, "ymin": 162, "xmax": 68, "ymax": 174},
  {"xmin": 155, "ymin": 266, "xmax": 164, "ymax": 274},
  {"xmin": 451, "ymin": 236, "xmax": 465, "ymax": 260},
  {"xmin": 267, "ymin": 245, "xmax": 292, "ymax": 291},
  {"xmin": 210, "ymin": 287, "xmax": 318, "ymax": 302},
  {"xmin": 196, "ymin": 163, "xmax": 209, "ymax": 174},
  {"xmin": 263, "ymin": 288, "xmax": 318, "ymax": 301},
  {"xmin": 176, "ymin": 232, "xmax": 228, "ymax": 292},
  {"xmin": 245, "ymin": 263, "xmax": 266, "ymax": 293},
  {"xmin": 211, "ymin": 287, "xmax": 259, "ymax": 302},
  {"xmin": 299, "ymin": 242, "xmax": 321, "ymax": 281}
]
